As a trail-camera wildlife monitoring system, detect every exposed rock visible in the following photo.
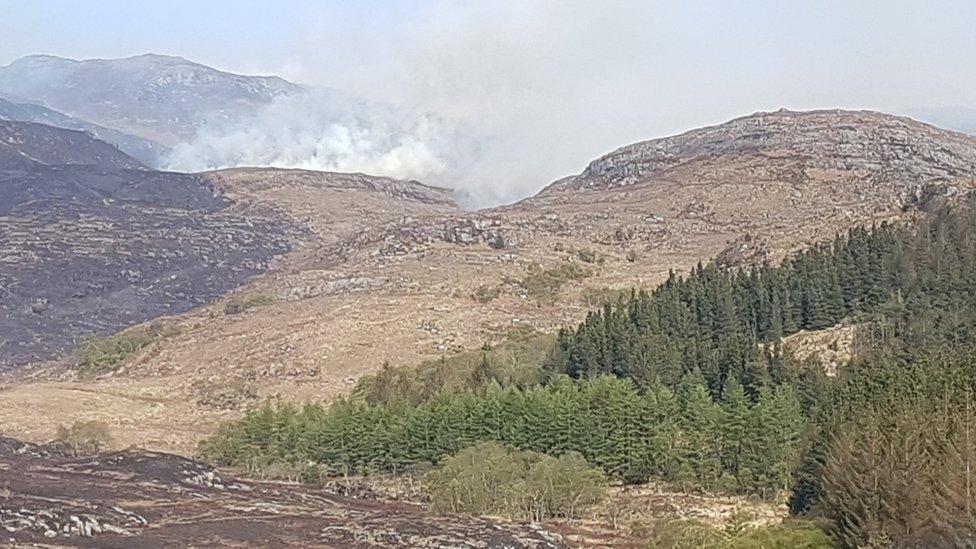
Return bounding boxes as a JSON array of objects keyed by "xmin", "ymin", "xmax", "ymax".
[
  {"xmin": 0, "ymin": 436, "xmax": 563, "ymax": 547},
  {"xmin": 545, "ymin": 109, "xmax": 976, "ymax": 194},
  {"xmin": 713, "ymin": 234, "xmax": 770, "ymax": 269}
]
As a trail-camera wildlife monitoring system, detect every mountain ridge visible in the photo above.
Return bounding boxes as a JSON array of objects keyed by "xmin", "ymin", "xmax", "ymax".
[
  {"xmin": 0, "ymin": 53, "xmax": 304, "ymax": 147},
  {"xmin": 540, "ymin": 108, "xmax": 976, "ymax": 195},
  {"xmin": 0, "ymin": 95, "xmax": 166, "ymax": 165}
]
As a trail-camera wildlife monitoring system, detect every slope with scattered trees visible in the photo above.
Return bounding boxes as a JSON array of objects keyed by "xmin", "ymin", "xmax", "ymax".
[{"xmin": 205, "ymin": 191, "xmax": 976, "ymax": 547}]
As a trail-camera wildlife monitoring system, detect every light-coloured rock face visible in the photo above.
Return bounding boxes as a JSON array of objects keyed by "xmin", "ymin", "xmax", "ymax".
[
  {"xmin": 1, "ymin": 109, "xmax": 974, "ymax": 454},
  {"xmin": 545, "ymin": 109, "xmax": 976, "ymax": 193}
]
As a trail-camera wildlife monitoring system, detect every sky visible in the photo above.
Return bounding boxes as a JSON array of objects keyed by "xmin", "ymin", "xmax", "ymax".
[{"xmin": 1, "ymin": 0, "xmax": 975, "ymax": 204}]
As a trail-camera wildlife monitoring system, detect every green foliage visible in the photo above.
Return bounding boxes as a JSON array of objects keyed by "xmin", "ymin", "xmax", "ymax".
[
  {"xmin": 518, "ymin": 262, "xmax": 592, "ymax": 304},
  {"xmin": 354, "ymin": 329, "xmax": 552, "ymax": 407},
  {"xmin": 53, "ymin": 420, "xmax": 114, "ymax": 455},
  {"xmin": 574, "ymin": 247, "xmax": 605, "ymax": 265},
  {"xmin": 204, "ymin": 375, "xmax": 805, "ymax": 496},
  {"xmin": 547, "ymin": 198, "xmax": 976, "ymax": 396},
  {"xmin": 76, "ymin": 322, "xmax": 174, "ymax": 376},
  {"xmin": 811, "ymin": 355, "xmax": 976, "ymax": 548},
  {"xmin": 581, "ymin": 286, "xmax": 633, "ymax": 307},
  {"xmin": 224, "ymin": 293, "xmax": 275, "ymax": 315},
  {"xmin": 202, "ymin": 194, "xmax": 976, "ymax": 540},
  {"xmin": 427, "ymin": 441, "xmax": 606, "ymax": 521}
]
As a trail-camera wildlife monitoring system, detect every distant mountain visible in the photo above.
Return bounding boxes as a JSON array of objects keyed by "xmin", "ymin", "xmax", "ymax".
[
  {"xmin": 0, "ymin": 54, "xmax": 456, "ymax": 181},
  {"xmin": 0, "ymin": 54, "xmax": 303, "ymax": 146},
  {"xmin": 907, "ymin": 105, "xmax": 976, "ymax": 136},
  {"xmin": 0, "ymin": 95, "xmax": 166, "ymax": 165}
]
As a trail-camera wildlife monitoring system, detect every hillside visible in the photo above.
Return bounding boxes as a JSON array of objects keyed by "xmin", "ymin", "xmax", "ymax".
[
  {"xmin": 0, "ymin": 123, "xmax": 459, "ymax": 372},
  {"xmin": 0, "ymin": 96, "xmax": 165, "ymax": 165},
  {"xmin": 0, "ymin": 109, "xmax": 974, "ymax": 454},
  {"xmin": 0, "ymin": 119, "xmax": 145, "ymax": 170},
  {"xmin": 0, "ymin": 54, "xmax": 302, "ymax": 146},
  {"xmin": 0, "ymin": 437, "xmax": 561, "ymax": 547},
  {"xmin": 0, "ymin": 121, "xmax": 292, "ymax": 366}
]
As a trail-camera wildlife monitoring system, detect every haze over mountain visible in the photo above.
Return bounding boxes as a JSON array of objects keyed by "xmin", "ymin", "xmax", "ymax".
[
  {"xmin": 3, "ymin": 51, "xmax": 974, "ymax": 210},
  {"xmin": 0, "ymin": 54, "xmax": 301, "ymax": 146},
  {"xmin": 0, "ymin": 96, "xmax": 164, "ymax": 165},
  {"xmin": 0, "ymin": 54, "xmax": 467, "ymax": 197}
]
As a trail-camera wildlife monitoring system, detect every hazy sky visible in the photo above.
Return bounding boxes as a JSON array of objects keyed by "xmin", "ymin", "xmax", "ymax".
[{"xmin": 2, "ymin": 0, "xmax": 974, "ymax": 203}]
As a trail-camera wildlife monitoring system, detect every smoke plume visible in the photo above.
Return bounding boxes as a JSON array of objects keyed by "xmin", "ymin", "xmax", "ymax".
[{"xmin": 163, "ymin": 89, "xmax": 461, "ymax": 184}]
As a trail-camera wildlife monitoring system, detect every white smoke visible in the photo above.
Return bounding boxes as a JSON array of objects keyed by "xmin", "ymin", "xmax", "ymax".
[
  {"xmin": 160, "ymin": 1, "xmax": 975, "ymax": 208},
  {"xmin": 163, "ymin": 89, "xmax": 459, "ymax": 184}
]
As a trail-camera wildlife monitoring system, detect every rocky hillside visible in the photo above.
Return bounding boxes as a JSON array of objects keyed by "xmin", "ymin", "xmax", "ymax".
[
  {"xmin": 0, "ymin": 54, "xmax": 302, "ymax": 146},
  {"xmin": 0, "ymin": 122, "xmax": 290, "ymax": 367},
  {"xmin": 0, "ymin": 120, "xmax": 145, "ymax": 170},
  {"xmin": 0, "ymin": 109, "xmax": 973, "ymax": 454},
  {"xmin": 0, "ymin": 96, "xmax": 166, "ymax": 165},
  {"xmin": 548, "ymin": 109, "xmax": 975, "ymax": 193},
  {"xmin": 0, "ymin": 123, "xmax": 458, "ymax": 370}
]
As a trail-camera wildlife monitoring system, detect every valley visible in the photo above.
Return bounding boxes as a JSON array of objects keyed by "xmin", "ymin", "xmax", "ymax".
[
  {"xmin": 1, "ymin": 109, "xmax": 973, "ymax": 454},
  {"xmin": 0, "ymin": 51, "xmax": 974, "ymax": 547}
]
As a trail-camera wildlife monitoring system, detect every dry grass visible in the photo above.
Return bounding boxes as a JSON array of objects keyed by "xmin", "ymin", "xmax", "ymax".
[{"xmin": 0, "ymin": 146, "xmax": 924, "ymax": 454}]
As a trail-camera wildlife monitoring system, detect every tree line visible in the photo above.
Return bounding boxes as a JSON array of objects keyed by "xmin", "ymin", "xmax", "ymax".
[
  {"xmin": 545, "ymin": 193, "xmax": 976, "ymax": 398},
  {"xmin": 203, "ymin": 374, "xmax": 805, "ymax": 495},
  {"xmin": 205, "ymin": 191, "xmax": 976, "ymax": 546}
]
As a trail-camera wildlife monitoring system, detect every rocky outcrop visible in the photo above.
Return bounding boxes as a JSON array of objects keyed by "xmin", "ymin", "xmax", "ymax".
[
  {"xmin": 208, "ymin": 167, "xmax": 458, "ymax": 208},
  {"xmin": 543, "ymin": 109, "xmax": 976, "ymax": 194}
]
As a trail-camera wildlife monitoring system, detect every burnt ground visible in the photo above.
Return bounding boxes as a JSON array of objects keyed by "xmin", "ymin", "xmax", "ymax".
[
  {"xmin": 0, "ymin": 438, "xmax": 564, "ymax": 548},
  {"xmin": 0, "ymin": 163, "xmax": 292, "ymax": 367}
]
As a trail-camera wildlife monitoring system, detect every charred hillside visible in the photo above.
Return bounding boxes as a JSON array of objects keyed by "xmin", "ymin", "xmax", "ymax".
[{"xmin": 0, "ymin": 122, "xmax": 291, "ymax": 367}]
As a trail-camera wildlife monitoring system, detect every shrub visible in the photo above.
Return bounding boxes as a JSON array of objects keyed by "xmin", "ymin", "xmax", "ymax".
[
  {"xmin": 224, "ymin": 293, "xmax": 275, "ymax": 315},
  {"xmin": 471, "ymin": 284, "xmax": 502, "ymax": 303},
  {"xmin": 354, "ymin": 329, "xmax": 552, "ymax": 407},
  {"xmin": 524, "ymin": 451, "xmax": 606, "ymax": 521},
  {"xmin": 54, "ymin": 420, "xmax": 114, "ymax": 455},
  {"xmin": 581, "ymin": 286, "xmax": 631, "ymax": 307},
  {"xmin": 518, "ymin": 262, "xmax": 591, "ymax": 304},
  {"xmin": 426, "ymin": 442, "xmax": 606, "ymax": 521},
  {"xmin": 76, "ymin": 323, "xmax": 173, "ymax": 376},
  {"xmin": 575, "ymin": 248, "xmax": 604, "ymax": 265}
]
